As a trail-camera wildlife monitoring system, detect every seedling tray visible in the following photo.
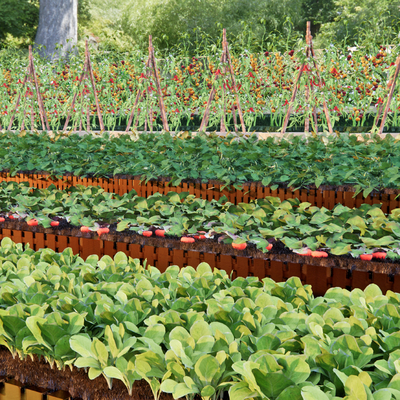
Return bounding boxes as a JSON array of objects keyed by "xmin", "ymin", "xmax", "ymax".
[
  {"xmin": 0, "ymin": 172, "xmax": 399, "ymax": 213},
  {"xmin": 1, "ymin": 221, "xmax": 399, "ymax": 296}
]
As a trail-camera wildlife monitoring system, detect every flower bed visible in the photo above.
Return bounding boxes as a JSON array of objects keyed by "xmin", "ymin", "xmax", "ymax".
[{"xmin": 1, "ymin": 45, "xmax": 399, "ymax": 131}]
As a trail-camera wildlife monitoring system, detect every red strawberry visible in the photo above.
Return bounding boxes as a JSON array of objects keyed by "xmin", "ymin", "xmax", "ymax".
[
  {"xmin": 194, "ymin": 234, "xmax": 206, "ymax": 239},
  {"xmin": 181, "ymin": 237, "xmax": 195, "ymax": 243},
  {"xmin": 232, "ymin": 243, "xmax": 247, "ymax": 250},
  {"xmin": 311, "ymin": 251, "xmax": 328, "ymax": 258},
  {"xmin": 80, "ymin": 226, "xmax": 90, "ymax": 233},
  {"xmin": 0, "ymin": 217, "xmax": 5, "ymax": 222},
  {"xmin": 360, "ymin": 254, "xmax": 373, "ymax": 261},
  {"xmin": 142, "ymin": 231, "xmax": 153, "ymax": 237},
  {"xmin": 50, "ymin": 221, "xmax": 59, "ymax": 227},
  {"xmin": 97, "ymin": 227, "xmax": 109, "ymax": 235},
  {"xmin": 266, "ymin": 244, "xmax": 273, "ymax": 251},
  {"xmin": 300, "ymin": 249, "xmax": 312, "ymax": 256},
  {"xmin": 155, "ymin": 229, "xmax": 165, "ymax": 237},
  {"xmin": 8, "ymin": 215, "xmax": 14, "ymax": 220},
  {"xmin": 373, "ymin": 252, "xmax": 386, "ymax": 260},
  {"xmin": 27, "ymin": 219, "xmax": 38, "ymax": 226}
]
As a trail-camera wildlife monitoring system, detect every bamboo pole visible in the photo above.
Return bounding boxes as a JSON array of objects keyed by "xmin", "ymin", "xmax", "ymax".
[
  {"xmin": 86, "ymin": 42, "xmax": 104, "ymax": 131},
  {"xmin": 29, "ymin": 46, "xmax": 49, "ymax": 130},
  {"xmin": 379, "ymin": 56, "xmax": 400, "ymax": 135},
  {"xmin": 281, "ymin": 64, "xmax": 305, "ymax": 133},
  {"xmin": 149, "ymin": 36, "xmax": 169, "ymax": 131}
]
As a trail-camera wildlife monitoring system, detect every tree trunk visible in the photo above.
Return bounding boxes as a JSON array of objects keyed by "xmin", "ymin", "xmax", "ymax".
[{"xmin": 34, "ymin": 0, "xmax": 78, "ymax": 60}]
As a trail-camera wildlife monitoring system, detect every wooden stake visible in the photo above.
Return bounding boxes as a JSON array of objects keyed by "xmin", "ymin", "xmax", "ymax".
[
  {"xmin": 379, "ymin": 55, "xmax": 400, "ymax": 134},
  {"xmin": 281, "ymin": 64, "xmax": 305, "ymax": 133},
  {"xmin": 149, "ymin": 36, "xmax": 169, "ymax": 131}
]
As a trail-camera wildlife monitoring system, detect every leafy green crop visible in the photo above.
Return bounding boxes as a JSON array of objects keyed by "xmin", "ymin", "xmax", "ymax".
[
  {"xmin": 2, "ymin": 238, "xmax": 400, "ymax": 399},
  {"xmin": 1, "ymin": 181, "xmax": 400, "ymax": 257},
  {"xmin": 1, "ymin": 131, "xmax": 400, "ymax": 193}
]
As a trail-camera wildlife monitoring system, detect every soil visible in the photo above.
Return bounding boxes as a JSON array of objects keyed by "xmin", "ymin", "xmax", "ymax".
[{"xmin": 0, "ymin": 347, "xmax": 174, "ymax": 400}]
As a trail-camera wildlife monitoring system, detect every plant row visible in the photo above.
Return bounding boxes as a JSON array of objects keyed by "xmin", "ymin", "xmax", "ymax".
[
  {"xmin": 1, "ymin": 238, "xmax": 400, "ymax": 399},
  {"xmin": 1, "ymin": 131, "xmax": 400, "ymax": 194},
  {"xmin": 0, "ymin": 181, "xmax": 399, "ymax": 260},
  {"xmin": 1, "ymin": 45, "xmax": 399, "ymax": 131}
]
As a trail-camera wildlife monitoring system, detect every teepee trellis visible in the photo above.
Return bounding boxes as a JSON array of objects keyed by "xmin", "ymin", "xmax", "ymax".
[
  {"xmin": 63, "ymin": 41, "xmax": 104, "ymax": 131},
  {"xmin": 199, "ymin": 29, "xmax": 246, "ymax": 133},
  {"xmin": 125, "ymin": 35, "xmax": 169, "ymax": 132},
  {"xmin": 281, "ymin": 22, "xmax": 333, "ymax": 134},
  {"xmin": 7, "ymin": 46, "xmax": 49, "ymax": 131}
]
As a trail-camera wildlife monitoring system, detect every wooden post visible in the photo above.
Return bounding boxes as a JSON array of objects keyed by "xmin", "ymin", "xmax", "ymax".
[{"xmin": 379, "ymin": 55, "xmax": 400, "ymax": 135}]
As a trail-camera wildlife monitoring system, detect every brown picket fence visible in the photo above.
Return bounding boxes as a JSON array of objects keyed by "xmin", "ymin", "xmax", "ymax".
[{"xmin": 0, "ymin": 172, "xmax": 399, "ymax": 213}]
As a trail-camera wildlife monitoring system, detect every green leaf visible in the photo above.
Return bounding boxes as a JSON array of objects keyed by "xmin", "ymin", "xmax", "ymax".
[
  {"xmin": 70, "ymin": 335, "xmax": 94, "ymax": 358},
  {"xmin": 254, "ymin": 370, "xmax": 294, "ymax": 398},
  {"xmin": 345, "ymin": 375, "xmax": 368, "ymax": 400},
  {"xmin": 194, "ymin": 355, "xmax": 220, "ymax": 386},
  {"xmin": 301, "ymin": 386, "xmax": 330, "ymax": 400}
]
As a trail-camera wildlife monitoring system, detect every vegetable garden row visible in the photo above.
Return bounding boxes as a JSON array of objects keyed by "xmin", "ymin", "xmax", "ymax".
[
  {"xmin": 1, "ymin": 131, "xmax": 400, "ymax": 203},
  {"xmin": 1, "ymin": 38, "xmax": 400, "ymax": 132},
  {"xmin": 1, "ymin": 238, "xmax": 400, "ymax": 400}
]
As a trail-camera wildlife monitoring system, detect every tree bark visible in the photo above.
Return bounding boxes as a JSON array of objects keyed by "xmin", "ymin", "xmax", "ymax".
[{"xmin": 34, "ymin": 0, "xmax": 78, "ymax": 60}]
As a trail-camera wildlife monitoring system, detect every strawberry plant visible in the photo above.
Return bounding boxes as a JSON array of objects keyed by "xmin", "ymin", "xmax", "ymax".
[
  {"xmin": 2, "ymin": 131, "xmax": 400, "ymax": 194},
  {"xmin": 0, "ymin": 181, "xmax": 399, "ymax": 260}
]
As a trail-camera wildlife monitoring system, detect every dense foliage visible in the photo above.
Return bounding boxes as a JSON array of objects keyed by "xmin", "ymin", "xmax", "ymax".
[
  {"xmin": 1, "ymin": 238, "xmax": 400, "ymax": 399},
  {"xmin": 0, "ymin": 132, "xmax": 400, "ymax": 194},
  {"xmin": 0, "ymin": 181, "xmax": 399, "ymax": 258}
]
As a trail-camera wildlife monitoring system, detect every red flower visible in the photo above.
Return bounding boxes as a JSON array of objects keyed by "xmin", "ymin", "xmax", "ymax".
[
  {"xmin": 214, "ymin": 69, "xmax": 222, "ymax": 76},
  {"xmin": 246, "ymin": 71, "xmax": 255, "ymax": 78},
  {"xmin": 284, "ymin": 99, "xmax": 289, "ymax": 106},
  {"xmin": 109, "ymin": 78, "xmax": 114, "ymax": 83}
]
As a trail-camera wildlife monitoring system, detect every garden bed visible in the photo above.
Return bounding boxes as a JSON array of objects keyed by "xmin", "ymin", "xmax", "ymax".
[
  {"xmin": 0, "ymin": 348, "xmax": 170, "ymax": 400},
  {"xmin": 0, "ymin": 221, "xmax": 398, "ymax": 296}
]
